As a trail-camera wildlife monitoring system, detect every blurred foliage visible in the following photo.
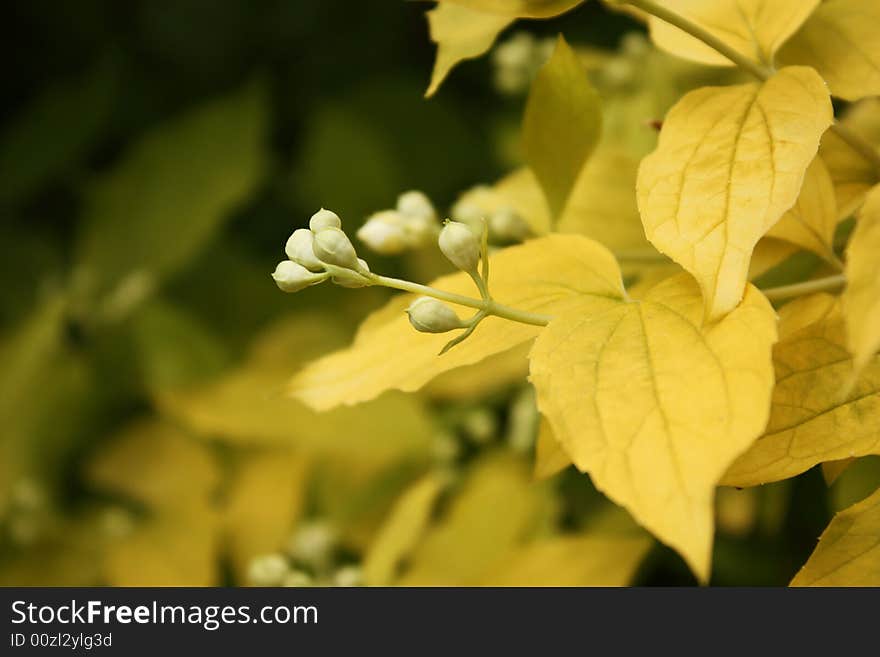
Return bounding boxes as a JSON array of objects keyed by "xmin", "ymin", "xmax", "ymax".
[{"xmin": 0, "ymin": 0, "xmax": 844, "ymax": 586}]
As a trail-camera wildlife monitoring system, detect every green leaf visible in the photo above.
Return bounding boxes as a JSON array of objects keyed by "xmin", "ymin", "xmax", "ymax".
[
  {"xmin": 637, "ymin": 67, "xmax": 833, "ymax": 321},
  {"xmin": 76, "ymin": 81, "xmax": 267, "ymax": 302},
  {"xmin": 779, "ymin": 0, "xmax": 880, "ymax": 101},
  {"xmin": 530, "ymin": 274, "xmax": 777, "ymax": 580},
  {"xmin": 523, "ymin": 35, "xmax": 602, "ymax": 219}
]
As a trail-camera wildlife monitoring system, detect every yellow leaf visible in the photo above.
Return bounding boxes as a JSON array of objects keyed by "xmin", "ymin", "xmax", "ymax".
[
  {"xmin": 529, "ymin": 274, "xmax": 777, "ymax": 580},
  {"xmin": 723, "ymin": 295, "xmax": 880, "ymax": 487},
  {"xmin": 84, "ymin": 419, "xmax": 219, "ymax": 512},
  {"xmin": 223, "ymin": 450, "xmax": 310, "ymax": 584},
  {"xmin": 819, "ymin": 98, "xmax": 880, "ymax": 220},
  {"xmin": 637, "ymin": 67, "xmax": 833, "ymax": 321},
  {"xmin": 533, "ymin": 419, "xmax": 572, "ymax": 480},
  {"xmin": 158, "ymin": 314, "xmax": 433, "ymax": 472},
  {"xmin": 790, "ymin": 485, "xmax": 880, "ymax": 586},
  {"xmin": 823, "ymin": 458, "xmax": 856, "ymax": 486},
  {"xmin": 766, "ymin": 157, "xmax": 840, "ymax": 264},
  {"xmin": 398, "ymin": 454, "xmax": 555, "ymax": 585},
  {"xmin": 648, "ymin": 0, "xmax": 819, "ymax": 68},
  {"xmin": 749, "ymin": 238, "xmax": 800, "ymax": 280},
  {"xmin": 425, "ymin": 4, "xmax": 513, "ymax": 98},
  {"xmin": 523, "ymin": 36, "xmax": 602, "ymax": 218},
  {"xmin": 479, "ymin": 526, "xmax": 650, "ymax": 586},
  {"xmin": 104, "ymin": 513, "xmax": 219, "ymax": 586},
  {"xmin": 843, "ymin": 185, "xmax": 880, "ymax": 380},
  {"xmin": 362, "ymin": 474, "xmax": 446, "ymax": 585},
  {"xmin": 425, "ymin": 342, "xmax": 530, "ymax": 400},
  {"xmin": 439, "ymin": 0, "xmax": 583, "ymax": 19},
  {"xmin": 290, "ymin": 234, "xmax": 625, "ymax": 410},
  {"xmin": 778, "ymin": 0, "xmax": 880, "ymax": 101}
]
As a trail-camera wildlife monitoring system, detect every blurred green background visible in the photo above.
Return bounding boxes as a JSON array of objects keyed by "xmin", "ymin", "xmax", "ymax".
[{"xmin": 2, "ymin": 0, "xmax": 875, "ymax": 587}]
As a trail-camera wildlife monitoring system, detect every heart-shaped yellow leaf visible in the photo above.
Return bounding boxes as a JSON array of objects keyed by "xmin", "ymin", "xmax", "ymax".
[
  {"xmin": 530, "ymin": 274, "xmax": 777, "ymax": 580},
  {"xmin": 637, "ymin": 67, "xmax": 833, "ymax": 321}
]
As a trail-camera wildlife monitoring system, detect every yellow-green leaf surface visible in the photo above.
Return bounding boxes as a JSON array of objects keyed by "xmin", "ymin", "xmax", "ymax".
[
  {"xmin": 723, "ymin": 295, "xmax": 880, "ymax": 487},
  {"xmin": 648, "ymin": 0, "xmax": 819, "ymax": 67},
  {"xmin": 778, "ymin": 0, "xmax": 880, "ymax": 101},
  {"xmin": 766, "ymin": 157, "xmax": 839, "ymax": 263},
  {"xmin": 362, "ymin": 474, "xmax": 447, "ymax": 585},
  {"xmin": 223, "ymin": 451, "xmax": 310, "ymax": 583},
  {"xmin": 158, "ymin": 314, "xmax": 433, "ymax": 472},
  {"xmin": 76, "ymin": 82, "xmax": 266, "ymax": 300},
  {"xmin": 823, "ymin": 458, "xmax": 856, "ymax": 486},
  {"xmin": 425, "ymin": 3, "xmax": 512, "ymax": 97},
  {"xmin": 790, "ymin": 485, "xmax": 880, "ymax": 586},
  {"xmin": 424, "ymin": 342, "xmax": 530, "ymax": 400},
  {"xmin": 398, "ymin": 455, "xmax": 555, "ymax": 585},
  {"xmin": 480, "ymin": 513, "xmax": 651, "ymax": 586},
  {"xmin": 843, "ymin": 185, "xmax": 880, "ymax": 379},
  {"xmin": 637, "ymin": 67, "xmax": 833, "ymax": 321},
  {"xmin": 290, "ymin": 234, "xmax": 625, "ymax": 411},
  {"xmin": 523, "ymin": 36, "xmax": 602, "ymax": 218},
  {"xmin": 440, "ymin": 0, "xmax": 583, "ymax": 18},
  {"xmin": 533, "ymin": 419, "xmax": 572, "ymax": 479},
  {"xmin": 819, "ymin": 99, "xmax": 880, "ymax": 220},
  {"xmin": 530, "ymin": 274, "xmax": 777, "ymax": 580}
]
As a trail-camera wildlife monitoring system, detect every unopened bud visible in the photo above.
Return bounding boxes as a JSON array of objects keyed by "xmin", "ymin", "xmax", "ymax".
[
  {"xmin": 285, "ymin": 229, "xmax": 324, "ymax": 271},
  {"xmin": 396, "ymin": 190, "xmax": 436, "ymax": 221},
  {"xmin": 406, "ymin": 297, "xmax": 465, "ymax": 334},
  {"xmin": 439, "ymin": 221, "xmax": 481, "ymax": 272},
  {"xmin": 333, "ymin": 565, "xmax": 363, "ymax": 587},
  {"xmin": 281, "ymin": 570, "xmax": 314, "ymax": 588},
  {"xmin": 313, "ymin": 227, "xmax": 360, "ymax": 269},
  {"xmin": 357, "ymin": 211, "xmax": 410, "ymax": 255},
  {"xmin": 489, "ymin": 207, "xmax": 530, "ymax": 243},
  {"xmin": 272, "ymin": 260, "xmax": 327, "ymax": 293},
  {"xmin": 309, "ymin": 208, "xmax": 342, "ymax": 232}
]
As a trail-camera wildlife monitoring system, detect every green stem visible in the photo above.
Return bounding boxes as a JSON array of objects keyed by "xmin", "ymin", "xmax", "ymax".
[
  {"xmin": 761, "ymin": 274, "xmax": 846, "ymax": 302},
  {"xmin": 626, "ymin": 0, "xmax": 880, "ymax": 174},
  {"xmin": 368, "ymin": 273, "xmax": 551, "ymax": 326}
]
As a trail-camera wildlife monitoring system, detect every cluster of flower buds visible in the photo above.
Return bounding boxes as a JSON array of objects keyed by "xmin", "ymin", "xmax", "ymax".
[
  {"xmin": 272, "ymin": 209, "xmax": 371, "ymax": 293},
  {"xmin": 357, "ymin": 190, "xmax": 440, "ymax": 255},
  {"xmin": 451, "ymin": 188, "xmax": 531, "ymax": 244},
  {"xmin": 492, "ymin": 32, "xmax": 556, "ymax": 96}
]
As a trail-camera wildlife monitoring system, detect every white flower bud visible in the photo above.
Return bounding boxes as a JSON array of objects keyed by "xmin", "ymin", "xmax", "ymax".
[
  {"xmin": 312, "ymin": 227, "xmax": 360, "ymax": 269},
  {"xmin": 333, "ymin": 565, "xmax": 363, "ymax": 587},
  {"xmin": 281, "ymin": 570, "xmax": 313, "ymax": 588},
  {"xmin": 287, "ymin": 521, "xmax": 337, "ymax": 571},
  {"xmin": 357, "ymin": 211, "xmax": 410, "ymax": 255},
  {"xmin": 489, "ymin": 207, "xmax": 531, "ymax": 243},
  {"xmin": 271, "ymin": 260, "xmax": 326, "ymax": 293},
  {"xmin": 438, "ymin": 221, "xmax": 481, "ymax": 273},
  {"xmin": 285, "ymin": 228, "xmax": 324, "ymax": 271},
  {"xmin": 309, "ymin": 208, "xmax": 342, "ymax": 232},
  {"xmin": 406, "ymin": 297, "xmax": 465, "ymax": 334},
  {"xmin": 396, "ymin": 190, "xmax": 436, "ymax": 221},
  {"xmin": 404, "ymin": 214, "xmax": 439, "ymax": 248},
  {"xmin": 248, "ymin": 553, "xmax": 289, "ymax": 586}
]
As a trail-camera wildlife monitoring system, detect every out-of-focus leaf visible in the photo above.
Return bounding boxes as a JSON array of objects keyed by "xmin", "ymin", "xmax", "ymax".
[
  {"xmin": 829, "ymin": 456, "xmax": 880, "ymax": 512},
  {"xmin": 823, "ymin": 458, "xmax": 855, "ymax": 486},
  {"xmin": 439, "ymin": 0, "xmax": 583, "ymax": 18},
  {"xmin": 0, "ymin": 56, "xmax": 119, "ymax": 206},
  {"xmin": 399, "ymin": 454, "xmax": 556, "ymax": 585},
  {"xmin": 779, "ymin": 0, "xmax": 880, "ymax": 101},
  {"xmin": 425, "ymin": 342, "xmax": 529, "ymax": 400},
  {"xmin": 533, "ymin": 419, "xmax": 571, "ymax": 480},
  {"xmin": 84, "ymin": 419, "xmax": 219, "ymax": 512},
  {"xmin": 790, "ymin": 485, "xmax": 880, "ymax": 586},
  {"xmin": 362, "ymin": 474, "xmax": 447, "ymax": 585},
  {"xmin": 819, "ymin": 99, "xmax": 880, "ymax": 220},
  {"xmin": 76, "ymin": 81, "xmax": 267, "ymax": 302},
  {"xmin": 224, "ymin": 450, "xmax": 311, "ymax": 583},
  {"xmin": 523, "ymin": 36, "xmax": 602, "ymax": 219},
  {"xmin": 426, "ymin": 3, "xmax": 512, "ymax": 97}
]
